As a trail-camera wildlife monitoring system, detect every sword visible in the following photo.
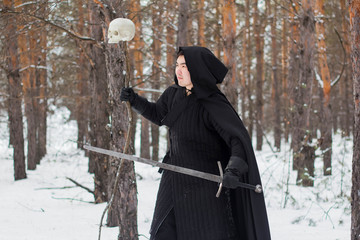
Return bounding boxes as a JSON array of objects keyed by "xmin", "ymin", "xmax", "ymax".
[{"xmin": 84, "ymin": 145, "xmax": 262, "ymax": 197}]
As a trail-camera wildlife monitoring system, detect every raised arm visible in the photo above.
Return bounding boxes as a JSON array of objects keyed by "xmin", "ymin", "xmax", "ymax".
[{"xmin": 120, "ymin": 87, "xmax": 175, "ymax": 126}]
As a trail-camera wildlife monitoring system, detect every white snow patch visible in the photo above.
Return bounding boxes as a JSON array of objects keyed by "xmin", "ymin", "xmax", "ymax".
[{"xmin": 0, "ymin": 107, "xmax": 351, "ymax": 240}]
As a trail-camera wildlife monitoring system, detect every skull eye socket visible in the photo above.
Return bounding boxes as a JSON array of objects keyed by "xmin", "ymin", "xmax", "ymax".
[{"xmin": 114, "ymin": 31, "xmax": 119, "ymax": 36}]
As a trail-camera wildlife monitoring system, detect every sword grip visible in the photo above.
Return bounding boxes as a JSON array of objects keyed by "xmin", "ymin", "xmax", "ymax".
[{"xmin": 216, "ymin": 161, "xmax": 223, "ymax": 198}]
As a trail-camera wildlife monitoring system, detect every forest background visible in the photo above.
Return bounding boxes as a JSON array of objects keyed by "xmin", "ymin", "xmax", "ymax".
[{"xmin": 1, "ymin": 0, "xmax": 360, "ymax": 239}]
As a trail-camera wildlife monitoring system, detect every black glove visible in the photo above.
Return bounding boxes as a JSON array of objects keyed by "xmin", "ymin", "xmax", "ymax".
[
  {"xmin": 222, "ymin": 156, "xmax": 248, "ymax": 189},
  {"xmin": 120, "ymin": 87, "xmax": 136, "ymax": 104}
]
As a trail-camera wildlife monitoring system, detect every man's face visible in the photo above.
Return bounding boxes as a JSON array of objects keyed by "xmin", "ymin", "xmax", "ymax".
[{"xmin": 176, "ymin": 55, "xmax": 193, "ymax": 89}]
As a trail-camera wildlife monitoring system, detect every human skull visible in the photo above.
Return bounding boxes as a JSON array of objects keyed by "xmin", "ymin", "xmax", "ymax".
[{"xmin": 108, "ymin": 18, "xmax": 135, "ymax": 43}]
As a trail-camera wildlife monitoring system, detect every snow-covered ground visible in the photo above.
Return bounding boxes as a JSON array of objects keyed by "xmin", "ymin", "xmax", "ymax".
[{"xmin": 0, "ymin": 107, "xmax": 352, "ymax": 240}]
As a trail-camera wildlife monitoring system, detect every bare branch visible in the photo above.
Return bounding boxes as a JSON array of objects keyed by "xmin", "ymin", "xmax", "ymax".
[
  {"xmin": 0, "ymin": 9, "xmax": 102, "ymax": 48},
  {"xmin": 35, "ymin": 186, "xmax": 77, "ymax": 190},
  {"xmin": 51, "ymin": 196, "xmax": 95, "ymax": 204},
  {"xmin": 289, "ymin": 0, "xmax": 299, "ymax": 16},
  {"xmin": 331, "ymin": 28, "xmax": 347, "ymax": 87},
  {"xmin": 272, "ymin": 0, "xmax": 293, "ymax": 15},
  {"xmin": 66, "ymin": 177, "xmax": 95, "ymax": 195}
]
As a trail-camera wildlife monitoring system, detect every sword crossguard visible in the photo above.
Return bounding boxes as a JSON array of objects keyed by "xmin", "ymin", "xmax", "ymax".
[
  {"xmin": 216, "ymin": 161, "xmax": 223, "ymax": 198},
  {"xmin": 215, "ymin": 161, "xmax": 263, "ymax": 196}
]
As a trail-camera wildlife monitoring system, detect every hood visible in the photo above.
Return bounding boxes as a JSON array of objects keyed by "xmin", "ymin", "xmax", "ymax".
[{"xmin": 174, "ymin": 46, "xmax": 228, "ymax": 99}]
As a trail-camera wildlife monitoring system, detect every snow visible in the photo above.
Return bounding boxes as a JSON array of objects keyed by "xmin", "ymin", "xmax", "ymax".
[{"xmin": 0, "ymin": 107, "xmax": 351, "ymax": 240}]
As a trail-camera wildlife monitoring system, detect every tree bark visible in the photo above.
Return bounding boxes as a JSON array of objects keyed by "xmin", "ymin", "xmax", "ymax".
[
  {"xmin": 105, "ymin": 39, "xmax": 138, "ymax": 236},
  {"xmin": 245, "ymin": 0, "xmax": 254, "ymax": 139},
  {"xmin": 288, "ymin": 1, "xmax": 301, "ymax": 170},
  {"xmin": 166, "ymin": 0, "xmax": 176, "ymax": 82},
  {"xmin": 76, "ymin": 0, "xmax": 90, "ymax": 150},
  {"xmin": 341, "ymin": 0, "xmax": 352, "ymax": 137},
  {"xmin": 294, "ymin": 0, "xmax": 316, "ymax": 186},
  {"xmin": 88, "ymin": 1, "xmax": 110, "ymax": 203},
  {"xmin": 214, "ymin": 0, "xmax": 222, "ymax": 58},
  {"xmin": 240, "ymin": 19, "xmax": 247, "ymax": 130},
  {"xmin": 37, "ymin": 20, "xmax": 48, "ymax": 161},
  {"xmin": 315, "ymin": 0, "xmax": 333, "ymax": 176},
  {"xmin": 15, "ymin": 0, "xmax": 37, "ymax": 170},
  {"xmin": 97, "ymin": 2, "xmax": 139, "ymax": 236},
  {"xmin": 254, "ymin": 0, "xmax": 264, "ymax": 150},
  {"xmin": 151, "ymin": 3, "xmax": 163, "ymax": 161},
  {"xmin": 281, "ymin": 1, "xmax": 290, "ymax": 143},
  {"xmin": 299, "ymin": 145, "xmax": 315, "ymax": 186},
  {"xmin": 222, "ymin": 0, "xmax": 238, "ymax": 110},
  {"xmin": 165, "ymin": 0, "xmax": 176, "ymax": 150},
  {"xmin": 270, "ymin": 1, "xmax": 281, "ymax": 150},
  {"xmin": 129, "ymin": 0, "xmax": 149, "ymax": 159},
  {"xmin": 4, "ymin": 0, "xmax": 26, "ymax": 180},
  {"xmin": 177, "ymin": 0, "xmax": 190, "ymax": 47},
  {"xmin": 30, "ymin": 2, "xmax": 48, "ymax": 162},
  {"xmin": 28, "ymin": 24, "xmax": 40, "ymax": 164},
  {"xmin": 197, "ymin": 0, "xmax": 205, "ymax": 46},
  {"xmin": 350, "ymin": 0, "xmax": 360, "ymax": 239}
]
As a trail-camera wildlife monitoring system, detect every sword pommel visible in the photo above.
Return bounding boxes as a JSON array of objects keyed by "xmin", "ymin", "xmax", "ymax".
[{"xmin": 255, "ymin": 184, "xmax": 262, "ymax": 193}]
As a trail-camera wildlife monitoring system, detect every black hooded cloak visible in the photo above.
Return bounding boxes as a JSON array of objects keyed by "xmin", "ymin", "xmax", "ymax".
[
  {"xmin": 131, "ymin": 46, "xmax": 271, "ymax": 240},
  {"xmin": 177, "ymin": 46, "xmax": 271, "ymax": 239}
]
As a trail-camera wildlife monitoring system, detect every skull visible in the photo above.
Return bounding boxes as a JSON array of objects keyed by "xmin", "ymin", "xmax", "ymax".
[{"xmin": 108, "ymin": 18, "xmax": 135, "ymax": 43}]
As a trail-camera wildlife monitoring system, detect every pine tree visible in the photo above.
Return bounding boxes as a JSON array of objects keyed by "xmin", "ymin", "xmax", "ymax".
[
  {"xmin": 350, "ymin": 0, "xmax": 360, "ymax": 238},
  {"xmin": 4, "ymin": 0, "xmax": 26, "ymax": 180}
]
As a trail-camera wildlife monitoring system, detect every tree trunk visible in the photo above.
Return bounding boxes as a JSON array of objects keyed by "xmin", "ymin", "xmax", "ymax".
[
  {"xmin": 87, "ymin": 2, "xmax": 95, "ymax": 173},
  {"xmin": 177, "ymin": 0, "xmax": 190, "ymax": 47},
  {"xmin": 105, "ymin": 40, "xmax": 138, "ymax": 236},
  {"xmin": 166, "ymin": 0, "xmax": 176, "ymax": 150},
  {"xmin": 240, "ymin": 3, "xmax": 246, "ymax": 121},
  {"xmin": 166, "ymin": 0, "xmax": 176, "ymax": 82},
  {"xmin": 30, "ymin": 2, "xmax": 47, "ymax": 162},
  {"xmin": 129, "ymin": 0, "xmax": 149, "ymax": 159},
  {"xmin": 254, "ymin": 0, "xmax": 264, "ymax": 150},
  {"xmin": 341, "ymin": 0, "xmax": 352, "ymax": 137},
  {"xmin": 315, "ymin": 0, "xmax": 333, "ymax": 176},
  {"xmin": 245, "ymin": 0, "xmax": 254, "ymax": 139},
  {"xmin": 28, "ymin": 17, "xmax": 40, "ymax": 165},
  {"xmin": 270, "ymin": 1, "xmax": 281, "ymax": 150},
  {"xmin": 240, "ymin": 23, "xmax": 247, "ymax": 129},
  {"xmin": 151, "ymin": 3, "xmax": 163, "ymax": 161},
  {"xmin": 186, "ymin": 1, "xmax": 194, "ymax": 46},
  {"xmin": 295, "ymin": 0, "xmax": 316, "ymax": 186},
  {"xmin": 222, "ymin": 0, "xmax": 238, "ymax": 109},
  {"xmin": 288, "ymin": 1, "xmax": 301, "ymax": 170},
  {"xmin": 350, "ymin": 0, "xmax": 360, "ymax": 239},
  {"xmin": 37, "ymin": 21, "xmax": 48, "ymax": 160},
  {"xmin": 281, "ymin": 2, "xmax": 290, "ymax": 143},
  {"xmin": 76, "ymin": 0, "xmax": 90, "ymax": 150},
  {"xmin": 197, "ymin": 0, "xmax": 205, "ymax": 46},
  {"xmin": 100, "ymin": 2, "xmax": 138, "ymax": 236},
  {"xmin": 15, "ymin": 0, "xmax": 37, "ymax": 170},
  {"xmin": 215, "ymin": 0, "xmax": 222, "ymax": 58},
  {"xmin": 88, "ymin": 1, "xmax": 110, "ymax": 203},
  {"xmin": 298, "ymin": 145, "xmax": 315, "ymax": 186},
  {"xmin": 4, "ymin": 0, "xmax": 26, "ymax": 180}
]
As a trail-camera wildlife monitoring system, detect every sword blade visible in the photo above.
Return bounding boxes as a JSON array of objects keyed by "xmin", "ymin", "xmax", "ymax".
[{"xmin": 84, "ymin": 145, "xmax": 222, "ymax": 183}]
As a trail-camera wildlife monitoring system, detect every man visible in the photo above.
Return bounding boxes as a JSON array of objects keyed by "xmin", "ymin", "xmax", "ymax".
[{"xmin": 121, "ymin": 46, "xmax": 271, "ymax": 240}]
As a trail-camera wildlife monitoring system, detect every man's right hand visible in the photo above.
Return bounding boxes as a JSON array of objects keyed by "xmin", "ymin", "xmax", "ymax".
[{"xmin": 120, "ymin": 87, "xmax": 136, "ymax": 104}]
